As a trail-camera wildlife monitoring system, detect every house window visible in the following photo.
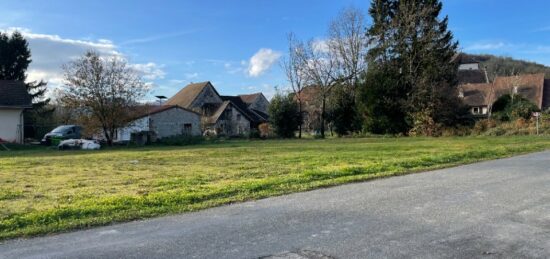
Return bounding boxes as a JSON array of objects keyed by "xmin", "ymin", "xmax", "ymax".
[
  {"xmin": 183, "ymin": 123, "xmax": 192, "ymax": 135},
  {"xmin": 472, "ymin": 107, "xmax": 480, "ymax": 115},
  {"xmin": 513, "ymin": 86, "xmax": 518, "ymax": 94},
  {"xmin": 237, "ymin": 114, "xmax": 241, "ymax": 121}
]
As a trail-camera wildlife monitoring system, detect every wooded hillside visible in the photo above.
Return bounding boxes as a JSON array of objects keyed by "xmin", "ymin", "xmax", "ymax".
[{"xmin": 469, "ymin": 54, "xmax": 550, "ymax": 80}]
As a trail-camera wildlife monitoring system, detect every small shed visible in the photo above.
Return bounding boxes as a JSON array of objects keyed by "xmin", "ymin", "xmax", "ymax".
[{"xmin": 0, "ymin": 81, "xmax": 32, "ymax": 143}]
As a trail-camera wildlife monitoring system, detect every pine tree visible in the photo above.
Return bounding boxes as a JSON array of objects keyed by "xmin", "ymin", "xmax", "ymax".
[
  {"xmin": 394, "ymin": 0, "xmax": 460, "ymax": 129},
  {"xmin": 361, "ymin": 0, "xmax": 462, "ymax": 135},
  {"xmin": 0, "ymin": 31, "xmax": 52, "ymax": 122}
]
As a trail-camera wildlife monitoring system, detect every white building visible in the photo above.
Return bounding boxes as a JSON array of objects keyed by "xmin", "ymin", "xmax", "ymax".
[{"xmin": 0, "ymin": 81, "xmax": 32, "ymax": 144}]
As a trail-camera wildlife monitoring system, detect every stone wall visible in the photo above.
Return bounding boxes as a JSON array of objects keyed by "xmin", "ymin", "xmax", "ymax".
[
  {"xmin": 249, "ymin": 94, "xmax": 270, "ymax": 114},
  {"xmin": 150, "ymin": 108, "xmax": 202, "ymax": 137},
  {"xmin": 189, "ymin": 84, "xmax": 223, "ymax": 113},
  {"xmin": 214, "ymin": 104, "xmax": 250, "ymax": 136}
]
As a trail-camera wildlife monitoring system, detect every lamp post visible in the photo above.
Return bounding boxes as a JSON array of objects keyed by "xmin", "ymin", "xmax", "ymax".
[{"xmin": 155, "ymin": 95, "xmax": 167, "ymax": 106}]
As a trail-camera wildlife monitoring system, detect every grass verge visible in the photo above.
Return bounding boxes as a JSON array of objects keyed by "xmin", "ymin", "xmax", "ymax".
[{"xmin": 1, "ymin": 136, "xmax": 549, "ymax": 240}]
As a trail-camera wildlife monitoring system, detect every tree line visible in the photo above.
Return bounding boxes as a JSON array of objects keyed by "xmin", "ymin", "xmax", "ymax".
[
  {"xmin": 2, "ymin": 0, "xmax": 547, "ymax": 143},
  {"xmin": 270, "ymin": 0, "xmax": 469, "ymax": 138}
]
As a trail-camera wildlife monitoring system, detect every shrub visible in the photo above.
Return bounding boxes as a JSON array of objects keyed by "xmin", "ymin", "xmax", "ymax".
[
  {"xmin": 492, "ymin": 94, "xmax": 540, "ymax": 121},
  {"xmin": 472, "ymin": 119, "xmax": 497, "ymax": 135},
  {"xmin": 268, "ymin": 92, "xmax": 301, "ymax": 138},
  {"xmin": 258, "ymin": 123, "xmax": 272, "ymax": 138},
  {"xmin": 483, "ymin": 127, "xmax": 506, "ymax": 136},
  {"xmin": 440, "ymin": 126, "xmax": 472, "ymax": 137},
  {"xmin": 408, "ymin": 110, "xmax": 442, "ymax": 137}
]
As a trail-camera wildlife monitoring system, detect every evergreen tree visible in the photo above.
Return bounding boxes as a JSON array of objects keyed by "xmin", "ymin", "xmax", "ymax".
[
  {"xmin": 328, "ymin": 84, "xmax": 362, "ymax": 136},
  {"xmin": 0, "ymin": 31, "xmax": 51, "ymax": 112},
  {"xmin": 0, "ymin": 31, "xmax": 52, "ymax": 138},
  {"xmin": 361, "ymin": 0, "xmax": 463, "ymax": 135},
  {"xmin": 359, "ymin": 63, "xmax": 409, "ymax": 134},
  {"xmin": 268, "ymin": 92, "xmax": 301, "ymax": 138}
]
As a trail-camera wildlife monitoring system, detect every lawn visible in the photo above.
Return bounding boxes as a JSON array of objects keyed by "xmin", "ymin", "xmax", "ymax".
[{"xmin": 1, "ymin": 136, "xmax": 550, "ymax": 240}]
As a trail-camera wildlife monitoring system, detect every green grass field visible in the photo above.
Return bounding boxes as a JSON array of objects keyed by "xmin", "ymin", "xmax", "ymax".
[{"xmin": 1, "ymin": 136, "xmax": 549, "ymax": 240}]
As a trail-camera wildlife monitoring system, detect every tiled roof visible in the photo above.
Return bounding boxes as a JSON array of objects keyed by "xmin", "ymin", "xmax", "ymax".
[
  {"xmin": 459, "ymin": 73, "xmax": 546, "ymax": 108},
  {"xmin": 0, "ymin": 80, "xmax": 32, "ymax": 108},
  {"xmin": 493, "ymin": 73, "xmax": 545, "ymax": 108},
  {"xmin": 238, "ymin": 93, "xmax": 262, "ymax": 104},
  {"xmin": 459, "ymin": 83, "xmax": 492, "ymax": 107},
  {"xmin": 132, "ymin": 105, "xmax": 200, "ymax": 120},
  {"xmin": 458, "ymin": 70, "xmax": 487, "ymax": 85},
  {"xmin": 165, "ymin": 81, "xmax": 213, "ymax": 108},
  {"xmin": 206, "ymin": 101, "xmax": 231, "ymax": 124},
  {"xmin": 221, "ymin": 95, "xmax": 266, "ymax": 123}
]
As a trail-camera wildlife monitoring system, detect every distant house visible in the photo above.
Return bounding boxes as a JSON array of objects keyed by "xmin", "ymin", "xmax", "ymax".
[
  {"xmin": 165, "ymin": 81, "xmax": 269, "ymax": 136},
  {"xmin": 454, "ymin": 53, "xmax": 550, "ymax": 117},
  {"xmin": 0, "ymin": 81, "xmax": 32, "ymax": 143},
  {"xmin": 458, "ymin": 73, "xmax": 549, "ymax": 117},
  {"xmin": 116, "ymin": 105, "xmax": 201, "ymax": 141}
]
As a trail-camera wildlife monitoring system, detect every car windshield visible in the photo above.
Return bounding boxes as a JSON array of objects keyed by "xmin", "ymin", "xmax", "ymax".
[{"xmin": 51, "ymin": 125, "xmax": 73, "ymax": 133}]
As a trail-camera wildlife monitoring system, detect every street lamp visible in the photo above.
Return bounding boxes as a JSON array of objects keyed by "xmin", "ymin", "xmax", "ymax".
[{"xmin": 155, "ymin": 95, "xmax": 167, "ymax": 106}]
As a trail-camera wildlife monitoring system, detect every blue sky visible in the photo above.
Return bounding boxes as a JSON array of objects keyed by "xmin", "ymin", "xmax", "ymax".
[{"xmin": 1, "ymin": 0, "xmax": 549, "ymax": 100}]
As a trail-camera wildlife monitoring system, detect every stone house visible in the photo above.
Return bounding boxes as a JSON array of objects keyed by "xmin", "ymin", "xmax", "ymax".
[
  {"xmin": 116, "ymin": 105, "xmax": 201, "ymax": 141},
  {"xmin": 165, "ymin": 81, "xmax": 269, "ymax": 136},
  {"xmin": 455, "ymin": 53, "xmax": 550, "ymax": 117},
  {"xmin": 0, "ymin": 81, "xmax": 32, "ymax": 143},
  {"xmin": 458, "ymin": 73, "xmax": 549, "ymax": 117}
]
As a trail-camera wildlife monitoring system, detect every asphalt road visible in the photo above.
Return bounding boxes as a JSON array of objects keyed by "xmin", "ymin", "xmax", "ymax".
[{"xmin": 2, "ymin": 151, "xmax": 550, "ymax": 259}]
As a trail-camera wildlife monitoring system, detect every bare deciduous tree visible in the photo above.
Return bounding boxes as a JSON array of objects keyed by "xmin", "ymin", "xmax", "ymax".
[
  {"xmin": 60, "ymin": 50, "xmax": 148, "ymax": 145},
  {"xmin": 327, "ymin": 7, "xmax": 368, "ymax": 93},
  {"xmin": 281, "ymin": 33, "xmax": 307, "ymax": 138},
  {"xmin": 293, "ymin": 7, "xmax": 368, "ymax": 138}
]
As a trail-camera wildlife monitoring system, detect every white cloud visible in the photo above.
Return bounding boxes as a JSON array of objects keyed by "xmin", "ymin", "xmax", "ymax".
[
  {"xmin": 464, "ymin": 42, "xmax": 506, "ymax": 51},
  {"xmin": 0, "ymin": 27, "xmax": 165, "ymax": 98},
  {"xmin": 130, "ymin": 62, "xmax": 165, "ymax": 80},
  {"xmin": 247, "ymin": 48, "xmax": 281, "ymax": 77},
  {"xmin": 120, "ymin": 30, "xmax": 198, "ymax": 45}
]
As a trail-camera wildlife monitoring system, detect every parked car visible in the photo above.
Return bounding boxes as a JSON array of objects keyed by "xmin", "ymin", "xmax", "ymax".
[{"xmin": 41, "ymin": 125, "xmax": 82, "ymax": 145}]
